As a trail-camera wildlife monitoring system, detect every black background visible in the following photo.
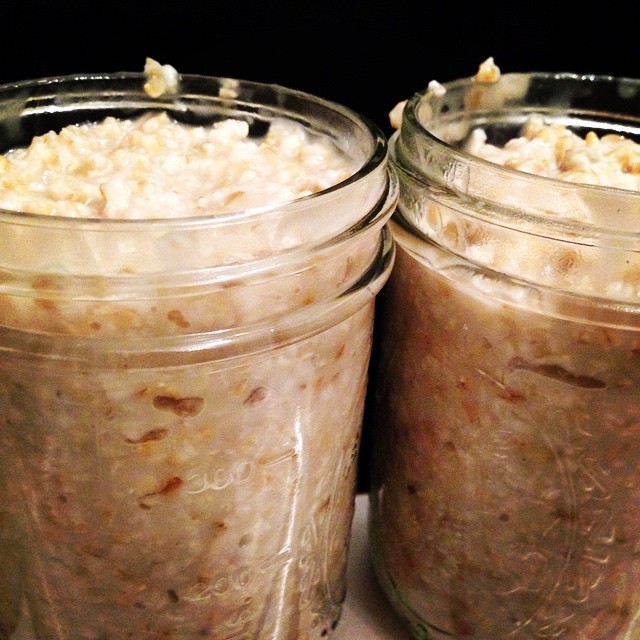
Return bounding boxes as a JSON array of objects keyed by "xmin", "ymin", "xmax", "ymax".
[
  {"xmin": 2, "ymin": 0, "xmax": 635, "ymax": 491},
  {"xmin": 1, "ymin": 0, "xmax": 635, "ymax": 139}
]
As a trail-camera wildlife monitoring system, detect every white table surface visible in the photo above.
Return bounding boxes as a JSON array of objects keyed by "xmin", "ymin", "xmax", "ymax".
[{"xmin": 338, "ymin": 494, "xmax": 412, "ymax": 639}]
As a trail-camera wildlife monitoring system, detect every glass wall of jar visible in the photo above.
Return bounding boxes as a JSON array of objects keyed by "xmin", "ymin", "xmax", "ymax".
[
  {"xmin": 368, "ymin": 72, "xmax": 640, "ymax": 640},
  {"xmin": 0, "ymin": 72, "xmax": 397, "ymax": 640}
]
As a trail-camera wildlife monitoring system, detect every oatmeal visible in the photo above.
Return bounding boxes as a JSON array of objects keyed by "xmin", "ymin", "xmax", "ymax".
[
  {"xmin": 369, "ymin": 68, "xmax": 640, "ymax": 640},
  {"xmin": 469, "ymin": 115, "xmax": 640, "ymax": 190},
  {"xmin": 0, "ymin": 70, "xmax": 397, "ymax": 640},
  {"xmin": 0, "ymin": 112, "xmax": 354, "ymax": 220},
  {"xmin": 143, "ymin": 57, "xmax": 180, "ymax": 98},
  {"xmin": 473, "ymin": 56, "xmax": 501, "ymax": 84}
]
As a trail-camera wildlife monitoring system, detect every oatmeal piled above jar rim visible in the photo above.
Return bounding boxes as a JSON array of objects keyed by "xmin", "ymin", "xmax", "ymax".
[
  {"xmin": 0, "ymin": 58, "xmax": 357, "ymax": 220},
  {"xmin": 390, "ymin": 57, "xmax": 640, "ymax": 193}
]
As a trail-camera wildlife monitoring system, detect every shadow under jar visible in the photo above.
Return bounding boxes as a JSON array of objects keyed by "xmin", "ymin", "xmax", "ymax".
[
  {"xmin": 0, "ymin": 72, "xmax": 397, "ymax": 640},
  {"xmin": 368, "ymin": 72, "xmax": 640, "ymax": 640}
]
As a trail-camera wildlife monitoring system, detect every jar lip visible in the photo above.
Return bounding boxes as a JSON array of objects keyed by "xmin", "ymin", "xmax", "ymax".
[
  {"xmin": 3, "ymin": 170, "xmax": 398, "ymax": 290},
  {"xmin": 0, "ymin": 71, "xmax": 389, "ymax": 227},
  {"xmin": 0, "ymin": 227, "xmax": 396, "ymax": 364},
  {"xmin": 400, "ymin": 71, "xmax": 640, "ymax": 201}
]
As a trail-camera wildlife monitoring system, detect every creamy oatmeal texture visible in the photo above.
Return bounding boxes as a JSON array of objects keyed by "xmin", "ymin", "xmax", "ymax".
[
  {"xmin": 0, "ymin": 70, "xmax": 395, "ymax": 640},
  {"xmin": 0, "ymin": 112, "xmax": 354, "ymax": 219},
  {"xmin": 468, "ymin": 115, "xmax": 640, "ymax": 190},
  {"xmin": 370, "ymin": 67, "xmax": 640, "ymax": 640}
]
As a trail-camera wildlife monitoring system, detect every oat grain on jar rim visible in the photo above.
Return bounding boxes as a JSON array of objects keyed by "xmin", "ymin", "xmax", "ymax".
[
  {"xmin": 0, "ymin": 64, "xmax": 397, "ymax": 640},
  {"xmin": 368, "ymin": 66, "xmax": 640, "ymax": 640}
]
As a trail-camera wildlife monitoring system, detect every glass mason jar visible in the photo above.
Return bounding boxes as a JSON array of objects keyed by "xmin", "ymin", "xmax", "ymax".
[
  {"xmin": 368, "ymin": 72, "xmax": 640, "ymax": 639},
  {"xmin": 0, "ymin": 72, "xmax": 397, "ymax": 640}
]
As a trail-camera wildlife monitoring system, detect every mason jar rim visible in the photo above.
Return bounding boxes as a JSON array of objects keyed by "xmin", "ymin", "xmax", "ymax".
[
  {"xmin": 390, "ymin": 70, "xmax": 640, "ymax": 315},
  {"xmin": 0, "ymin": 70, "xmax": 389, "ymax": 228},
  {"xmin": 394, "ymin": 71, "xmax": 640, "ymax": 198},
  {"xmin": 0, "ymin": 71, "xmax": 398, "ymax": 356}
]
